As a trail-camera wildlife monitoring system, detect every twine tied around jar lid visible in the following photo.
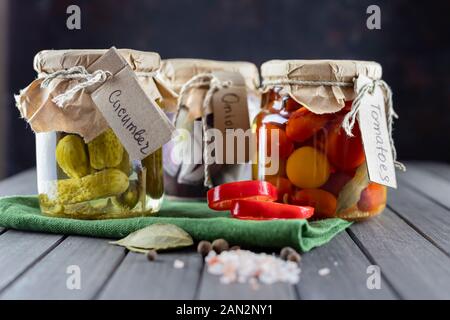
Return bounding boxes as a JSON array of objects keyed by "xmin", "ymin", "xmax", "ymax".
[
  {"xmin": 262, "ymin": 77, "xmax": 405, "ymax": 171},
  {"xmin": 38, "ymin": 65, "xmax": 160, "ymax": 109},
  {"xmin": 39, "ymin": 66, "xmax": 113, "ymax": 108},
  {"xmin": 173, "ymin": 73, "xmax": 233, "ymax": 188}
]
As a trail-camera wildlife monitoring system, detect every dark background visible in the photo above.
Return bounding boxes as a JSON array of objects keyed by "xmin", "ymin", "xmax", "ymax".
[{"xmin": 4, "ymin": 0, "xmax": 450, "ymax": 177}]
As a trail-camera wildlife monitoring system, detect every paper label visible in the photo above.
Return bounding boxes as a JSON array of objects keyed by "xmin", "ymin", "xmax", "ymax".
[
  {"xmin": 88, "ymin": 47, "xmax": 174, "ymax": 160},
  {"xmin": 211, "ymin": 71, "xmax": 251, "ymax": 163},
  {"xmin": 356, "ymin": 75, "xmax": 397, "ymax": 188}
]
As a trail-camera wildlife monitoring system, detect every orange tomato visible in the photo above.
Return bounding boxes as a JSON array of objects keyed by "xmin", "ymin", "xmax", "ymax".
[
  {"xmin": 326, "ymin": 117, "xmax": 365, "ymax": 172},
  {"xmin": 357, "ymin": 183, "xmax": 387, "ymax": 213},
  {"xmin": 265, "ymin": 176, "xmax": 293, "ymax": 202},
  {"xmin": 291, "ymin": 189, "xmax": 337, "ymax": 218},
  {"xmin": 286, "ymin": 107, "xmax": 332, "ymax": 143},
  {"xmin": 261, "ymin": 123, "xmax": 294, "ymax": 160}
]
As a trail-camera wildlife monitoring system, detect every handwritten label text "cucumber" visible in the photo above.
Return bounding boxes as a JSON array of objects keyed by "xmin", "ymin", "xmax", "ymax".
[{"xmin": 109, "ymin": 89, "xmax": 150, "ymax": 155}]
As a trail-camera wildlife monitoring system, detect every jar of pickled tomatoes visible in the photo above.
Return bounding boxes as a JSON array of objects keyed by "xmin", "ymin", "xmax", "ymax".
[{"xmin": 254, "ymin": 60, "xmax": 390, "ymax": 220}]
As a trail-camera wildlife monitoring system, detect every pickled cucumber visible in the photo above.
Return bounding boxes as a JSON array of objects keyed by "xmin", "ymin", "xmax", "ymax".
[
  {"xmin": 63, "ymin": 198, "xmax": 114, "ymax": 216},
  {"xmin": 116, "ymin": 150, "xmax": 131, "ymax": 176},
  {"xmin": 56, "ymin": 168, "xmax": 129, "ymax": 204},
  {"xmin": 88, "ymin": 129, "xmax": 124, "ymax": 170},
  {"xmin": 142, "ymin": 148, "xmax": 164, "ymax": 199},
  {"xmin": 55, "ymin": 135, "xmax": 90, "ymax": 178},
  {"xmin": 113, "ymin": 180, "xmax": 139, "ymax": 209},
  {"xmin": 39, "ymin": 194, "xmax": 64, "ymax": 215}
]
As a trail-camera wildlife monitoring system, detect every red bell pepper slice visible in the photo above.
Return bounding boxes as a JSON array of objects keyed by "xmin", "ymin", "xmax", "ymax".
[
  {"xmin": 207, "ymin": 180, "xmax": 278, "ymax": 211},
  {"xmin": 231, "ymin": 199, "xmax": 315, "ymax": 220}
]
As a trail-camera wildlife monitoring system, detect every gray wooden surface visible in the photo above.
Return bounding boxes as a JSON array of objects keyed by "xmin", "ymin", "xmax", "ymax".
[{"xmin": 0, "ymin": 162, "xmax": 449, "ymax": 300}]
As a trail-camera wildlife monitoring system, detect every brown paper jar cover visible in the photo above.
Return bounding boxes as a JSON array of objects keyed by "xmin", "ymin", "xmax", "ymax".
[
  {"xmin": 157, "ymin": 59, "xmax": 260, "ymax": 117},
  {"xmin": 158, "ymin": 58, "xmax": 259, "ymax": 92},
  {"xmin": 261, "ymin": 59, "xmax": 382, "ymax": 114},
  {"xmin": 16, "ymin": 49, "xmax": 173, "ymax": 142}
]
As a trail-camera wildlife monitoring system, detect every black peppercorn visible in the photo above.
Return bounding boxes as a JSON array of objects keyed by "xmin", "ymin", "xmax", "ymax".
[
  {"xmin": 197, "ymin": 240, "xmax": 212, "ymax": 256},
  {"xmin": 212, "ymin": 238, "xmax": 229, "ymax": 253},
  {"xmin": 146, "ymin": 249, "xmax": 157, "ymax": 261},
  {"xmin": 280, "ymin": 247, "xmax": 296, "ymax": 260},
  {"xmin": 287, "ymin": 252, "xmax": 301, "ymax": 263}
]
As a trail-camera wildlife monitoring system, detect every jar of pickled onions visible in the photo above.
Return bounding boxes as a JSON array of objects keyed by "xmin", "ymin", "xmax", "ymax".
[
  {"xmin": 157, "ymin": 59, "xmax": 260, "ymax": 199},
  {"xmin": 254, "ymin": 60, "xmax": 394, "ymax": 220}
]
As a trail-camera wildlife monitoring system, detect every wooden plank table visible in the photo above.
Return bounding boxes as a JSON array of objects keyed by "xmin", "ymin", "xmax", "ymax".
[{"xmin": 0, "ymin": 162, "xmax": 449, "ymax": 300}]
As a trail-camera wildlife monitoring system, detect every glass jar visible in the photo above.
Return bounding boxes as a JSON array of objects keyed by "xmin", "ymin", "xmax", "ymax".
[
  {"xmin": 36, "ymin": 130, "xmax": 163, "ymax": 219},
  {"xmin": 255, "ymin": 60, "xmax": 390, "ymax": 220},
  {"xmin": 157, "ymin": 59, "xmax": 261, "ymax": 199},
  {"xmin": 16, "ymin": 49, "xmax": 168, "ymax": 219}
]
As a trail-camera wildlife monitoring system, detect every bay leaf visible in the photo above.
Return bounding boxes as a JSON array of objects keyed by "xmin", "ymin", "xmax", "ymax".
[
  {"xmin": 110, "ymin": 223, "xmax": 193, "ymax": 251},
  {"xmin": 336, "ymin": 163, "xmax": 370, "ymax": 215},
  {"xmin": 125, "ymin": 246, "xmax": 150, "ymax": 254}
]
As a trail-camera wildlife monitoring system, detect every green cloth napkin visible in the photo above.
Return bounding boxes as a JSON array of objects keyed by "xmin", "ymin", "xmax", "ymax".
[{"xmin": 0, "ymin": 196, "xmax": 351, "ymax": 252}]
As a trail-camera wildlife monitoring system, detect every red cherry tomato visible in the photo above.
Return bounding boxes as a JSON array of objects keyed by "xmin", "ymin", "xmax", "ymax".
[
  {"xmin": 231, "ymin": 199, "xmax": 314, "ymax": 220},
  {"xmin": 260, "ymin": 123, "xmax": 294, "ymax": 159},
  {"xmin": 207, "ymin": 180, "xmax": 278, "ymax": 211},
  {"xmin": 326, "ymin": 117, "xmax": 365, "ymax": 172},
  {"xmin": 357, "ymin": 183, "xmax": 387, "ymax": 212},
  {"xmin": 286, "ymin": 107, "xmax": 332, "ymax": 143},
  {"xmin": 284, "ymin": 97, "xmax": 301, "ymax": 112}
]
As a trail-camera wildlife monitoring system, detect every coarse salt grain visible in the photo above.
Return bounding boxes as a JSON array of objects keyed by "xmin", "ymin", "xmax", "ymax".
[
  {"xmin": 318, "ymin": 268, "xmax": 330, "ymax": 276},
  {"xmin": 174, "ymin": 259, "xmax": 185, "ymax": 269},
  {"xmin": 205, "ymin": 249, "xmax": 300, "ymax": 285}
]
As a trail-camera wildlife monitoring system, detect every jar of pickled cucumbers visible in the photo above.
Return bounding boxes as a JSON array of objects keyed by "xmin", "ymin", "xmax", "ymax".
[
  {"xmin": 255, "ymin": 60, "xmax": 399, "ymax": 220},
  {"xmin": 157, "ymin": 59, "xmax": 260, "ymax": 199},
  {"xmin": 16, "ymin": 49, "xmax": 173, "ymax": 219}
]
